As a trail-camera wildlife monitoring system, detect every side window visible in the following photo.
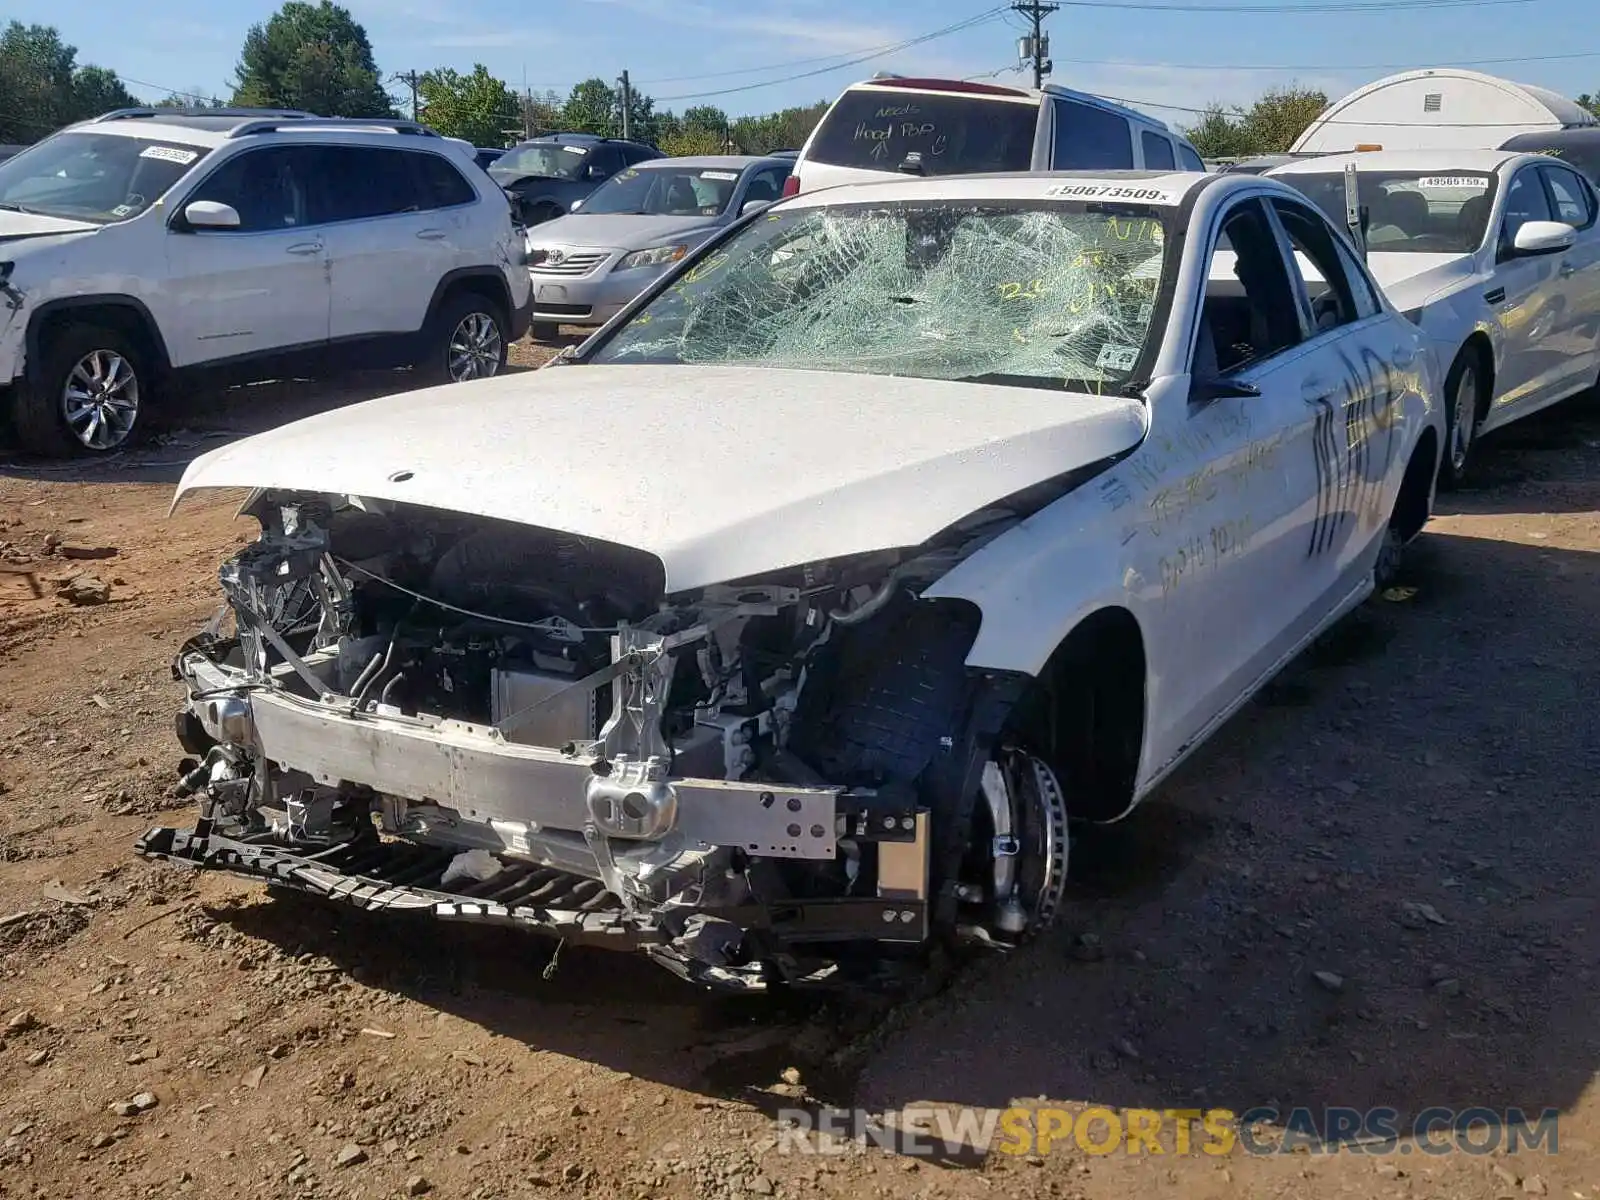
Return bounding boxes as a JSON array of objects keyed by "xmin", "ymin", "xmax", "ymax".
[
  {"xmin": 306, "ymin": 147, "xmax": 422, "ymax": 223},
  {"xmin": 1140, "ymin": 130, "xmax": 1176, "ymax": 171},
  {"xmin": 1500, "ymin": 167, "xmax": 1555, "ymax": 253},
  {"xmin": 1196, "ymin": 199, "xmax": 1303, "ymax": 376},
  {"xmin": 411, "ymin": 151, "xmax": 477, "ymax": 209},
  {"xmin": 183, "ymin": 147, "xmax": 307, "ymax": 232},
  {"xmin": 1269, "ymin": 198, "xmax": 1379, "ymax": 332},
  {"xmin": 621, "ymin": 145, "xmax": 657, "ymax": 165},
  {"xmin": 1178, "ymin": 142, "xmax": 1205, "ymax": 173},
  {"xmin": 741, "ymin": 166, "xmax": 787, "ymax": 208},
  {"xmin": 1053, "ymin": 100, "xmax": 1133, "ymax": 170},
  {"xmin": 587, "ymin": 146, "xmax": 624, "ymax": 179},
  {"xmin": 1540, "ymin": 164, "xmax": 1595, "ymax": 229}
]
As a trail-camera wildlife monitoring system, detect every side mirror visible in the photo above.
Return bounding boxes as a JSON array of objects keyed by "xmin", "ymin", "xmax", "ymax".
[
  {"xmin": 740, "ymin": 198, "xmax": 770, "ymax": 216},
  {"xmin": 1190, "ymin": 376, "xmax": 1260, "ymax": 405},
  {"xmin": 570, "ymin": 199, "xmax": 582, "ymax": 212},
  {"xmin": 584, "ymin": 164, "xmax": 608, "ymax": 181},
  {"xmin": 182, "ymin": 200, "xmax": 241, "ymax": 230},
  {"xmin": 1510, "ymin": 219, "xmax": 1576, "ymax": 256}
]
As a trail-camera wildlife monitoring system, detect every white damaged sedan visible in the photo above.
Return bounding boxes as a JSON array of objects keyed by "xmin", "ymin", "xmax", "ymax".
[
  {"xmin": 1269, "ymin": 149, "xmax": 1600, "ymax": 486},
  {"xmin": 141, "ymin": 170, "xmax": 1443, "ymax": 990}
]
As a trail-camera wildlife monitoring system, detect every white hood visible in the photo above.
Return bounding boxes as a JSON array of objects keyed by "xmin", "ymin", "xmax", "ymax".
[
  {"xmin": 0, "ymin": 208, "xmax": 99, "ymax": 244},
  {"xmin": 175, "ymin": 364, "xmax": 1147, "ymax": 592},
  {"xmin": 1361, "ymin": 252, "xmax": 1477, "ymax": 309}
]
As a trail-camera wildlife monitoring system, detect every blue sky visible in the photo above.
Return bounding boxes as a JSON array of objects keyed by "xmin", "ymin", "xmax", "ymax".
[{"xmin": 11, "ymin": 0, "xmax": 1599, "ymax": 124}]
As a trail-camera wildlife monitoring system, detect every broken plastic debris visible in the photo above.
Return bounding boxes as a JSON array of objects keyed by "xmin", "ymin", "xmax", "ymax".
[
  {"xmin": 1381, "ymin": 586, "xmax": 1418, "ymax": 603},
  {"xmin": 440, "ymin": 849, "xmax": 504, "ymax": 886}
]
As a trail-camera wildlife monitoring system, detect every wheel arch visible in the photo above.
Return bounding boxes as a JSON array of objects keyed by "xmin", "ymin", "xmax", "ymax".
[
  {"xmin": 23, "ymin": 296, "xmax": 172, "ymax": 385},
  {"xmin": 1457, "ymin": 330, "xmax": 1495, "ymax": 422},
  {"xmin": 1003, "ymin": 605, "xmax": 1149, "ymax": 824},
  {"xmin": 1394, "ymin": 423, "xmax": 1439, "ymax": 542},
  {"xmin": 423, "ymin": 268, "xmax": 512, "ymax": 332}
]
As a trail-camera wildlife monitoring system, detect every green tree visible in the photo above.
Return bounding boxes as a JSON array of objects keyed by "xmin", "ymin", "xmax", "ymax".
[
  {"xmin": 559, "ymin": 77, "xmax": 659, "ymax": 142},
  {"xmin": 660, "ymin": 128, "xmax": 728, "ymax": 157},
  {"xmin": 1182, "ymin": 104, "xmax": 1249, "ymax": 160},
  {"xmin": 231, "ymin": 1, "xmax": 394, "ymax": 117},
  {"xmin": 0, "ymin": 23, "xmax": 140, "ymax": 142},
  {"xmin": 155, "ymin": 92, "xmax": 228, "ymax": 108},
  {"xmin": 1579, "ymin": 93, "xmax": 1600, "ymax": 118},
  {"xmin": 66, "ymin": 66, "xmax": 138, "ymax": 120},
  {"xmin": 562, "ymin": 78, "xmax": 617, "ymax": 135},
  {"xmin": 418, "ymin": 64, "xmax": 517, "ymax": 146},
  {"xmin": 1238, "ymin": 85, "xmax": 1327, "ymax": 154}
]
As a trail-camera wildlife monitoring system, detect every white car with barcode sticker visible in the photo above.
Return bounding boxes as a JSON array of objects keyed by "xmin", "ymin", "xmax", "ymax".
[
  {"xmin": 0, "ymin": 106, "xmax": 532, "ymax": 458},
  {"xmin": 1268, "ymin": 149, "xmax": 1600, "ymax": 486},
  {"xmin": 143, "ymin": 169, "xmax": 1442, "ymax": 992}
]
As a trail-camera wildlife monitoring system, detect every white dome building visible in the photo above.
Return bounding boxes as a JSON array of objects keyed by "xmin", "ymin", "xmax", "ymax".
[{"xmin": 1290, "ymin": 68, "xmax": 1596, "ymax": 153}]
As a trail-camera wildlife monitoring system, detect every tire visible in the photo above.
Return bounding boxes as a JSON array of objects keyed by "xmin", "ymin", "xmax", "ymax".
[
  {"xmin": 13, "ymin": 323, "xmax": 150, "ymax": 458},
  {"xmin": 420, "ymin": 291, "xmax": 508, "ymax": 385},
  {"xmin": 529, "ymin": 321, "xmax": 562, "ymax": 342},
  {"xmin": 1373, "ymin": 520, "xmax": 1406, "ymax": 593},
  {"xmin": 1438, "ymin": 345, "xmax": 1486, "ymax": 490}
]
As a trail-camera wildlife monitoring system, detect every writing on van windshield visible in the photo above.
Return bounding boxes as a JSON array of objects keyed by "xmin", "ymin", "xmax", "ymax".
[{"xmin": 853, "ymin": 103, "xmax": 949, "ymax": 163}]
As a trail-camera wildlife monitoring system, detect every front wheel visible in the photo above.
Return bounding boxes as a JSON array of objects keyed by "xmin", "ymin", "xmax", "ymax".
[
  {"xmin": 14, "ymin": 324, "xmax": 150, "ymax": 458},
  {"xmin": 1439, "ymin": 346, "xmax": 1485, "ymax": 490},
  {"xmin": 422, "ymin": 293, "xmax": 508, "ymax": 385}
]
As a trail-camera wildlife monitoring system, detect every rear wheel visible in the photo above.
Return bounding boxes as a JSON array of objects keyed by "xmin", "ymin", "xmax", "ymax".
[
  {"xmin": 14, "ymin": 324, "xmax": 149, "ymax": 458},
  {"xmin": 1439, "ymin": 346, "xmax": 1486, "ymax": 490},
  {"xmin": 421, "ymin": 292, "xmax": 508, "ymax": 385}
]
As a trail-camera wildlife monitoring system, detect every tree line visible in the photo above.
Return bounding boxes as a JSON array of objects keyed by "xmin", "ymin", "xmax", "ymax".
[{"xmin": 7, "ymin": 3, "xmax": 1600, "ymax": 159}]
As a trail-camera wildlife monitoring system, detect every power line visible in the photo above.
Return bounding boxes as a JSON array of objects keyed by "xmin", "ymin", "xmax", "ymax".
[
  {"xmin": 651, "ymin": 6, "xmax": 1011, "ymax": 102},
  {"xmin": 1057, "ymin": 0, "xmax": 1533, "ymax": 9},
  {"xmin": 1052, "ymin": 47, "xmax": 1600, "ymax": 72}
]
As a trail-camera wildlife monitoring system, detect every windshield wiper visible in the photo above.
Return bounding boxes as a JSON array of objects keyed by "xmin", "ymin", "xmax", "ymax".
[{"xmin": 0, "ymin": 203, "xmax": 33, "ymax": 213}]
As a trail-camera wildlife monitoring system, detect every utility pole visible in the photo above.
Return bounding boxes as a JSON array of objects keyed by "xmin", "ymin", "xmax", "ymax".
[
  {"xmin": 618, "ymin": 69, "xmax": 632, "ymax": 140},
  {"xmin": 392, "ymin": 70, "xmax": 422, "ymax": 120},
  {"xmin": 1011, "ymin": 1, "xmax": 1059, "ymax": 89}
]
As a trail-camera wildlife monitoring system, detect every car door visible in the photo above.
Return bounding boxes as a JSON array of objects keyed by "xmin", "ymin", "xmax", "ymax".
[
  {"xmin": 1536, "ymin": 162, "xmax": 1600, "ymax": 396},
  {"xmin": 158, "ymin": 145, "xmax": 330, "ymax": 368},
  {"xmin": 309, "ymin": 144, "xmax": 456, "ymax": 343},
  {"xmin": 1488, "ymin": 164, "xmax": 1565, "ymax": 415},
  {"xmin": 1141, "ymin": 197, "xmax": 1324, "ymax": 751},
  {"xmin": 1267, "ymin": 195, "xmax": 1417, "ymax": 600}
]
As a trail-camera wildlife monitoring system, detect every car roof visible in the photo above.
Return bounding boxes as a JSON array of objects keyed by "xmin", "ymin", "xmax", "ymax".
[
  {"xmin": 841, "ymin": 75, "xmax": 1180, "ymax": 135},
  {"xmin": 1267, "ymin": 148, "xmax": 1518, "ymax": 175},
  {"xmin": 54, "ymin": 110, "xmax": 468, "ymax": 153},
  {"xmin": 631, "ymin": 155, "xmax": 780, "ymax": 170},
  {"xmin": 514, "ymin": 133, "xmax": 656, "ymax": 150},
  {"xmin": 779, "ymin": 169, "xmax": 1218, "ymax": 210}
]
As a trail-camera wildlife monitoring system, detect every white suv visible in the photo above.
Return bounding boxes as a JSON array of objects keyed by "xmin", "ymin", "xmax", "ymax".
[
  {"xmin": 784, "ymin": 76, "xmax": 1206, "ymax": 196},
  {"xmin": 0, "ymin": 107, "xmax": 532, "ymax": 457}
]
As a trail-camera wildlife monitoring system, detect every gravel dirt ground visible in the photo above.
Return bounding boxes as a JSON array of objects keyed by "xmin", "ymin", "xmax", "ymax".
[{"xmin": 2, "ymin": 346, "xmax": 1599, "ymax": 1200}]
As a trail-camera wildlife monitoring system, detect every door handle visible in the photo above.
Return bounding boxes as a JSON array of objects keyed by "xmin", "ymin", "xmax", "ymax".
[
  {"xmin": 1484, "ymin": 286, "xmax": 1506, "ymax": 304},
  {"xmin": 416, "ymin": 229, "xmax": 448, "ymax": 241},
  {"xmin": 1559, "ymin": 261, "xmax": 1577, "ymax": 278},
  {"xmin": 1391, "ymin": 344, "xmax": 1418, "ymax": 366},
  {"xmin": 286, "ymin": 241, "xmax": 323, "ymax": 256},
  {"xmin": 1301, "ymin": 376, "xmax": 1329, "ymax": 397}
]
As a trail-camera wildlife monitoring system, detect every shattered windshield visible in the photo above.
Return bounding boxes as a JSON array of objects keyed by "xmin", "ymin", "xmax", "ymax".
[
  {"xmin": 1276, "ymin": 171, "xmax": 1497, "ymax": 253},
  {"xmin": 587, "ymin": 201, "xmax": 1171, "ymax": 391},
  {"xmin": 490, "ymin": 144, "xmax": 588, "ymax": 181}
]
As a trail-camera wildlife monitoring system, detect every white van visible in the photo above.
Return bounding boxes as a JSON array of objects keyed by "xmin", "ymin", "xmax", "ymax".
[{"xmin": 784, "ymin": 76, "xmax": 1205, "ymax": 196}]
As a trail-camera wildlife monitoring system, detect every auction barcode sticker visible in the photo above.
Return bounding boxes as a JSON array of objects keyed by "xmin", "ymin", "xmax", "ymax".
[
  {"xmin": 139, "ymin": 145, "xmax": 200, "ymax": 165},
  {"xmin": 1415, "ymin": 176, "xmax": 1488, "ymax": 190}
]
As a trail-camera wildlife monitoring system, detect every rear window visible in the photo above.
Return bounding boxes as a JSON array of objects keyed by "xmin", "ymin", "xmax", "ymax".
[
  {"xmin": 807, "ymin": 89, "xmax": 1037, "ymax": 175},
  {"xmin": 1500, "ymin": 137, "xmax": 1600, "ymax": 188}
]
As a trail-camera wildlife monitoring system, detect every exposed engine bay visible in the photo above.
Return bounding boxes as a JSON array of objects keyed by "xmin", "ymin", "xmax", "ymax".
[{"xmin": 138, "ymin": 492, "xmax": 1071, "ymax": 990}]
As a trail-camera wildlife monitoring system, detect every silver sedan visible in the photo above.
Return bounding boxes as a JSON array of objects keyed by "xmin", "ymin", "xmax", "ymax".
[{"xmin": 525, "ymin": 154, "xmax": 794, "ymax": 339}]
